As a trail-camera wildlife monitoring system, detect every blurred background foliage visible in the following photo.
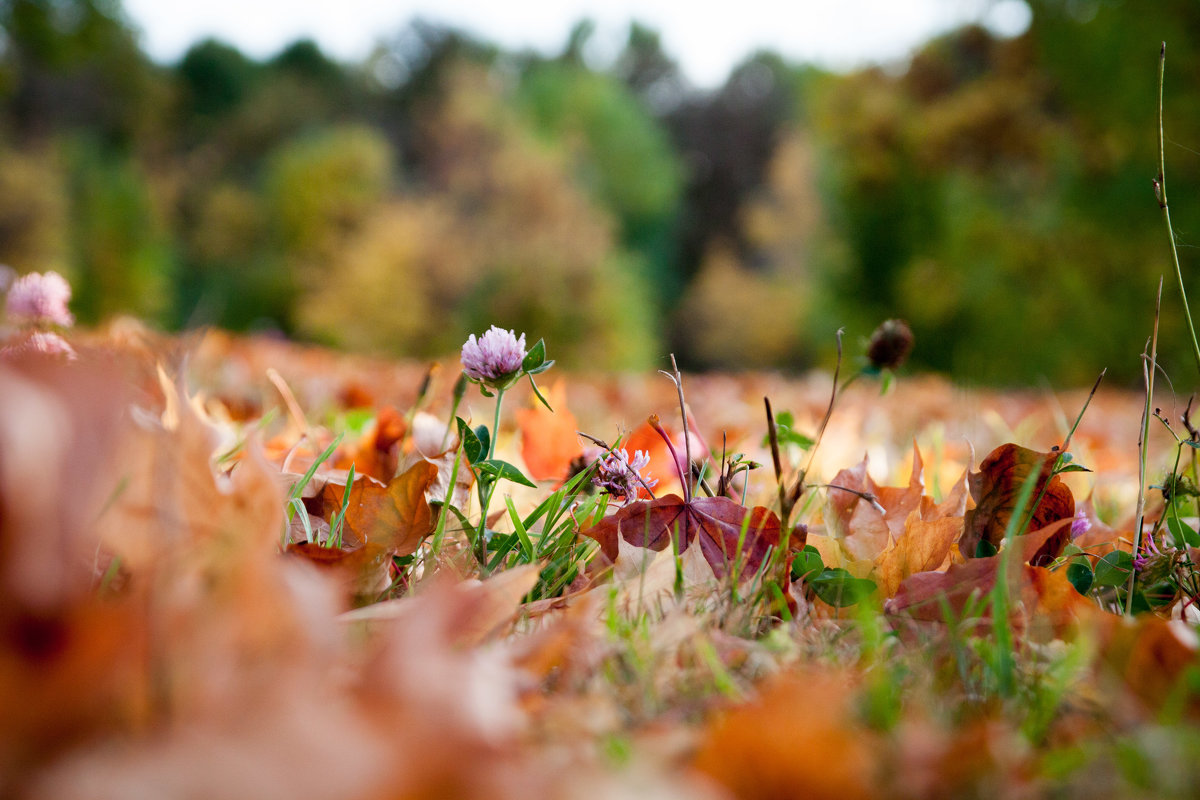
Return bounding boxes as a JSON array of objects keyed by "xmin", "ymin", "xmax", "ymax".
[{"xmin": 1, "ymin": 0, "xmax": 1199, "ymax": 384}]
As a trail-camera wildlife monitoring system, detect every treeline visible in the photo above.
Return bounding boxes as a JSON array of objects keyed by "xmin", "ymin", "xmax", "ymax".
[{"xmin": 2, "ymin": 0, "xmax": 1199, "ymax": 384}]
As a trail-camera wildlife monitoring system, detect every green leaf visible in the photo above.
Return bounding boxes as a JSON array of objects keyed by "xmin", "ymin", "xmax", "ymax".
[
  {"xmin": 1167, "ymin": 515, "xmax": 1200, "ymax": 547},
  {"xmin": 456, "ymin": 418, "xmax": 485, "ymax": 464},
  {"xmin": 505, "ymin": 496, "xmax": 535, "ymax": 562},
  {"xmin": 522, "ymin": 339, "xmax": 546, "ymax": 372},
  {"xmin": 526, "ymin": 360, "xmax": 555, "ymax": 376},
  {"xmin": 476, "ymin": 459, "xmax": 537, "ymax": 488},
  {"xmin": 1066, "ymin": 559, "xmax": 1094, "ymax": 595},
  {"xmin": 527, "ymin": 374, "xmax": 554, "ymax": 411},
  {"xmin": 809, "ymin": 568, "xmax": 876, "ymax": 607},
  {"xmin": 975, "ymin": 539, "xmax": 999, "ymax": 558},
  {"xmin": 1055, "ymin": 464, "xmax": 1092, "ymax": 474},
  {"xmin": 1093, "ymin": 550, "xmax": 1135, "ymax": 587},
  {"xmin": 474, "ymin": 425, "xmax": 490, "ymax": 459},
  {"xmin": 791, "ymin": 544, "xmax": 824, "ymax": 582},
  {"xmin": 760, "ymin": 409, "xmax": 815, "ymax": 451}
]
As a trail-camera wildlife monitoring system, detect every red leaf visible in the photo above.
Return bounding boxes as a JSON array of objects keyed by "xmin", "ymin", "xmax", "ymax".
[{"xmin": 582, "ymin": 493, "xmax": 787, "ymax": 578}]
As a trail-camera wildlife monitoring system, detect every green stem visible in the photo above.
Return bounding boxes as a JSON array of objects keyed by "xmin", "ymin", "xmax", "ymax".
[
  {"xmin": 1158, "ymin": 42, "xmax": 1200, "ymax": 378},
  {"xmin": 475, "ymin": 387, "xmax": 506, "ymax": 572}
]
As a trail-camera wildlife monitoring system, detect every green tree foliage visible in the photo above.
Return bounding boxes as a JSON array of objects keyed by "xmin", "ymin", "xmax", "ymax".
[
  {"xmin": 5, "ymin": 0, "xmax": 1200, "ymax": 384},
  {"xmin": 66, "ymin": 139, "xmax": 173, "ymax": 323},
  {"xmin": 296, "ymin": 64, "xmax": 659, "ymax": 370},
  {"xmin": 0, "ymin": 0, "xmax": 165, "ymax": 148},
  {"xmin": 516, "ymin": 59, "xmax": 683, "ymax": 284}
]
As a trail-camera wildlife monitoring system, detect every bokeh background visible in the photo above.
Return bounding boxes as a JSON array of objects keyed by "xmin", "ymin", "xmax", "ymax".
[{"xmin": 1, "ymin": 0, "xmax": 1198, "ymax": 385}]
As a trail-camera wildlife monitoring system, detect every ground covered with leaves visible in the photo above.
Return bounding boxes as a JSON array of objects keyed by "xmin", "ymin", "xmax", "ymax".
[{"xmin": 4, "ymin": 326, "xmax": 1200, "ymax": 799}]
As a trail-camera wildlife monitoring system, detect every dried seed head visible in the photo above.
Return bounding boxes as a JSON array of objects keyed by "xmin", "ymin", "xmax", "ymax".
[{"xmin": 866, "ymin": 319, "xmax": 914, "ymax": 371}]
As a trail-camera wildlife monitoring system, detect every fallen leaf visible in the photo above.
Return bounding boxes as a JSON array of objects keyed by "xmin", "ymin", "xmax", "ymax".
[
  {"xmin": 515, "ymin": 380, "xmax": 580, "ymax": 482},
  {"xmin": 693, "ymin": 669, "xmax": 875, "ymax": 800},
  {"xmin": 316, "ymin": 460, "xmax": 438, "ymax": 556},
  {"xmin": 961, "ymin": 443, "xmax": 1075, "ymax": 564},
  {"xmin": 874, "ymin": 511, "xmax": 964, "ymax": 597},
  {"xmin": 886, "ymin": 518, "xmax": 1088, "ymax": 636},
  {"xmin": 582, "ymin": 493, "xmax": 788, "ymax": 578},
  {"xmin": 285, "ymin": 541, "xmax": 393, "ymax": 598}
]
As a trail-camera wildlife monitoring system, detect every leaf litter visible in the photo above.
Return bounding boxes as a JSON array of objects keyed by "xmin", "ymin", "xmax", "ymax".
[{"xmin": 2, "ymin": 330, "xmax": 1199, "ymax": 799}]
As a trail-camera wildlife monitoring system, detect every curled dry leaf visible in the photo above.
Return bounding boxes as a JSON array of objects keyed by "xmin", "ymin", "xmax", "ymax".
[
  {"xmin": 340, "ymin": 563, "xmax": 540, "ymax": 646},
  {"xmin": 961, "ymin": 443, "xmax": 1075, "ymax": 565},
  {"xmin": 886, "ymin": 517, "xmax": 1088, "ymax": 637},
  {"xmin": 403, "ymin": 411, "xmax": 474, "ymax": 510},
  {"xmin": 582, "ymin": 493, "xmax": 789, "ymax": 578}
]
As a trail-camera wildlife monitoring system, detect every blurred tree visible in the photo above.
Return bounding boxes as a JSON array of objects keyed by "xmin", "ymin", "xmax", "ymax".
[
  {"xmin": 0, "ymin": 145, "xmax": 69, "ymax": 274},
  {"xmin": 176, "ymin": 38, "xmax": 260, "ymax": 124},
  {"xmin": 0, "ymin": 0, "xmax": 164, "ymax": 149},
  {"xmin": 516, "ymin": 57, "xmax": 683, "ymax": 294},
  {"xmin": 66, "ymin": 139, "xmax": 173, "ymax": 323},
  {"xmin": 299, "ymin": 63, "xmax": 659, "ymax": 369}
]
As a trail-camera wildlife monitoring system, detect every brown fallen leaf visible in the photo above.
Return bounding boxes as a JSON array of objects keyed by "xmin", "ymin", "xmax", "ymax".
[
  {"xmin": 285, "ymin": 541, "xmax": 393, "ymax": 598},
  {"xmin": 961, "ymin": 443, "xmax": 1075, "ymax": 565},
  {"xmin": 886, "ymin": 518, "xmax": 1089, "ymax": 637}
]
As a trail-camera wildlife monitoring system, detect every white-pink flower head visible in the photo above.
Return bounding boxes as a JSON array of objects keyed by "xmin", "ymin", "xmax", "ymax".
[
  {"xmin": 5, "ymin": 271, "xmax": 74, "ymax": 327},
  {"xmin": 594, "ymin": 448, "xmax": 657, "ymax": 501},
  {"xmin": 461, "ymin": 326, "xmax": 526, "ymax": 386}
]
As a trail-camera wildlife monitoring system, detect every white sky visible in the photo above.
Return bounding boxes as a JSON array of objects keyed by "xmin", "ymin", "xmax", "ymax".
[{"xmin": 121, "ymin": 0, "xmax": 1031, "ymax": 88}]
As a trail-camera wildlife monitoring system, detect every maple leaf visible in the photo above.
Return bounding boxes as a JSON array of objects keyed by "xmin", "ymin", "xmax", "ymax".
[
  {"xmin": 961, "ymin": 443, "xmax": 1075, "ymax": 565},
  {"xmin": 313, "ymin": 460, "xmax": 438, "ymax": 556},
  {"xmin": 582, "ymin": 493, "xmax": 787, "ymax": 578},
  {"xmin": 514, "ymin": 379, "xmax": 580, "ymax": 482},
  {"xmin": 886, "ymin": 517, "xmax": 1088, "ymax": 637}
]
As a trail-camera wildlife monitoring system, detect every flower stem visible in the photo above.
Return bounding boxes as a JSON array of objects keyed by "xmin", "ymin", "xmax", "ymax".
[{"xmin": 475, "ymin": 387, "xmax": 506, "ymax": 572}]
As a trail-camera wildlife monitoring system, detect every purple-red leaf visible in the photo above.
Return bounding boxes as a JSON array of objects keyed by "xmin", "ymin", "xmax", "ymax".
[{"xmin": 582, "ymin": 493, "xmax": 790, "ymax": 578}]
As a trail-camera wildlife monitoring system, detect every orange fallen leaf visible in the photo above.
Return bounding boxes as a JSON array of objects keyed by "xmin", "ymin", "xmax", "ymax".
[
  {"xmin": 515, "ymin": 380, "xmax": 580, "ymax": 483},
  {"xmin": 693, "ymin": 669, "xmax": 875, "ymax": 800},
  {"xmin": 316, "ymin": 460, "xmax": 438, "ymax": 556},
  {"xmin": 874, "ymin": 512, "xmax": 964, "ymax": 597}
]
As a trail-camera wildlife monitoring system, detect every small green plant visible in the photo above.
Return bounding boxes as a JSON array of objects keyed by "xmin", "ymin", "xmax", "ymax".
[{"xmin": 457, "ymin": 326, "xmax": 554, "ymax": 571}]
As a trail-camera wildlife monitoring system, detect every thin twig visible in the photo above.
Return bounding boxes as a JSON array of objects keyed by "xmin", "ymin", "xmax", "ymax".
[
  {"xmin": 659, "ymin": 354, "xmax": 694, "ymax": 499},
  {"xmin": 1128, "ymin": 279, "xmax": 1162, "ymax": 615},
  {"xmin": 821, "ymin": 483, "xmax": 887, "ymax": 515},
  {"xmin": 1157, "ymin": 42, "xmax": 1200, "ymax": 378}
]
